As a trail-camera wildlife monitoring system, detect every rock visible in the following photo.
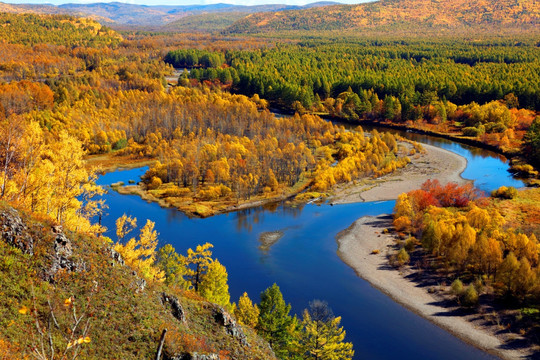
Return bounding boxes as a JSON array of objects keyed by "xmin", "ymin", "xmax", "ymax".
[
  {"xmin": 130, "ymin": 271, "xmax": 146, "ymax": 293},
  {"xmin": 162, "ymin": 293, "xmax": 186, "ymax": 323},
  {"xmin": 45, "ymin": 227, "xmax": 85, "ymax": 282},
  {"xmin": 0, "ymin": 208, "xmax": 34, "ymax": 255},
  {"xmin": 166, "ymin": 353, "xmax": 219, "ymax": 360},
  {"xmin": 213, "ymin": 305, "xmax": 249, "ymax": 347},
  {"xmin": 105, "ymin": 247, "xmax": 125, "ymax": 266}
]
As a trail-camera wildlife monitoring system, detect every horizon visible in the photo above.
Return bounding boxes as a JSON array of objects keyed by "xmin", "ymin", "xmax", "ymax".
[{"xmin": 1, "ymin": 0, "xmax": 373, "ymax": 6}]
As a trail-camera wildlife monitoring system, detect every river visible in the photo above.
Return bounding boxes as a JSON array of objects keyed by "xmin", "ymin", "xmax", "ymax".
[{"xmin": 96, "ymin": 129, "xmax": 524, "ymax": 360}]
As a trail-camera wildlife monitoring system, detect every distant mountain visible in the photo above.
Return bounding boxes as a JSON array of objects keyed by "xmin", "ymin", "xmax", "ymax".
[
  {"xmin": 224, "ymin": 0, "xmax": 540, "ymax": 34},
  {"xmin": 163, "ymin": 12, "xmax": 249, "ymax": 33},
  {"xmin": 0, "ymin": 1, "xmax": 342, "ymax": 28}
]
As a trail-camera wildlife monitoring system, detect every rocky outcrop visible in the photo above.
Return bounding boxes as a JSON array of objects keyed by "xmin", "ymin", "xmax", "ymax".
[
  {"xmin": 0, "ymin": 207, "xmax": 34, "ymax": 255},
  {"xmin": 45, "ymin": 225, "xmax": 85, "ymax": 282},
  {"xmin": 166, "ymin": 352, "xmax": 220, "ymax": 360},
  {"xmin": 130, "ymin": 271, "xmax": 146, "ymax": 293},
  {"xmin": 162, "ymin": 293, "xmax": 186, "ymax": 323},
  {"xmin": 212, "ymin": 305, "xmax": 249, "ymax": 347},
  {"xmin": 105, "ymin": 246, "xmax": 125, "ymax": 266}
]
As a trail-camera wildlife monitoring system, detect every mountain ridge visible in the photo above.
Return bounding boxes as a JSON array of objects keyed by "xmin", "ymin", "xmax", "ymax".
[
  {"xmin": 224, "ymin": 0, "xmax": 540, "ymax": 34},
  {"xmin": 0, "ymin": 1, "xmax": 343, "ymax": 26}
]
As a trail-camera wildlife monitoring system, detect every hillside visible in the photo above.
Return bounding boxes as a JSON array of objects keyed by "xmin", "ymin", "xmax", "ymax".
[
  {"xmin": 0, "ymin": 203, "xmax": 277, "ymax": 359},
  {"xmin": 0, "ymin": 12, "xmax": 122, "ymax": 46},
  {"xmin": 163, "ymin": 12, "xmax": 249, "ymax": 33},
  {"xmin": 224, "ymin": 0, "xmax": 540, "ymax": 34},
  {"xmin": 0, "ymin": 1, "xmax": 341, "ymax": 27}
]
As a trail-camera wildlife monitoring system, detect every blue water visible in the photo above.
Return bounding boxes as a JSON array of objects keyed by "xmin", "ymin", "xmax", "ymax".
[{"xmin": 95, "ymin": 131, "xmax": 525, "ymax": 360}]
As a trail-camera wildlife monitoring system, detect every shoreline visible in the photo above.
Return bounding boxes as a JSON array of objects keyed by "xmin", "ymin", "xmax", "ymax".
[
  {"xmin": 336, "ymin": 215, "xmax": 532, "ymax": 360},
  {"xmin": 329, "ymin": 142, "xmax": 469, "ymax": 204}
]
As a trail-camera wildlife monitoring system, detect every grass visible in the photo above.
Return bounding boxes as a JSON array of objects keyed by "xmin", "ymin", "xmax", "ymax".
[{"xmin": 0, "ymin": 203, "xmax": 276, "ymax": 359}]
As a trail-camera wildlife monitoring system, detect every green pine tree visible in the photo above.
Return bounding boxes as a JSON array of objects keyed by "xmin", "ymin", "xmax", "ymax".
[{"xmin": 257, "ymin": 283, "xmax": 295, "ymax": 358}]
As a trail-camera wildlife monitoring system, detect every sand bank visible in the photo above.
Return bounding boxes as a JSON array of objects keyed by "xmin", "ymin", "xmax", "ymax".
[
  {"xmin": 330, "ymin": 142, "xmax": 469, "ymax": 204},
  {"xmin": 336, "ymin": 215, "xmax": 530, "ymax": 359}
]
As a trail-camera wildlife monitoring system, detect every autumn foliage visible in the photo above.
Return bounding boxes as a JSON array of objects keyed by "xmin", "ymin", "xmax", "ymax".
[{"xmin": 394, "ymin": 182, "xmax": 540, "ymax": 301}]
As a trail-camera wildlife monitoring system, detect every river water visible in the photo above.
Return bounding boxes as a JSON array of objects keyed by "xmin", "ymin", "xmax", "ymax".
[{"xmin": 96, "ymin": 130, "xmax": 524, "ymax": 360}]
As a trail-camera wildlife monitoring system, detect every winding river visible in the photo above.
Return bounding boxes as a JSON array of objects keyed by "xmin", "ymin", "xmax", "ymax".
[{"xmin": 96, "ymin": 129, "xmax": 524, "ymax": 360}]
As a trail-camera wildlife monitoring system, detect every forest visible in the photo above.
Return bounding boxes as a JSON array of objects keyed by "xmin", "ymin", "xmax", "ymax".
[
  {"xmin": 165, "ymin": 37, "xmax": 540, "ymax": 176},
  {"xmin": 0, "ymin": 4, "xmax": 539, "ymax": 359},
  {"xmin": 0, "ymin": 12, "xmax": 360, "ymax": 359},
  {"xmin": 392, "ymin": 181, "xmax": 540, "ymax": 339}
]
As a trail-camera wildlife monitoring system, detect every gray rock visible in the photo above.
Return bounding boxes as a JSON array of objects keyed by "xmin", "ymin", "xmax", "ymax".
[
  {"xmin": 213, "ymin": 305, "xmax": 249, "ymax": 347},
  {"xmin": 0, "ymin": 208, "xmax": 34, "ymax": 255},
  {"xmin": 167, "ymin": 353, "xmax": 219, "ymax": 360},
  {"xmin": 45, "ymin": 227, "xmax": 85, "ymax": 282},
  {"xmin": 130, "ymin": 271, "xmax": 146, "ymax": 293},
  {"xmin": 105, "ymin": 247, "xmax": 125, "ymax": 266},
  {"xmin": 162, "ymin": 293, "xmax": 186, "ymax": 323}
]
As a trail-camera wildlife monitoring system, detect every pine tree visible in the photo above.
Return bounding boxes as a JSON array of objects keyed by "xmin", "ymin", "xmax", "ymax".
[
  {"xmin": 156, "ymin": 244, "xmax": 189, "ymax": 289},
  {"xmin": 257, "ymin": 283, "xmax": 294, "ymax": 358},
  {"xmin": 199, "ymin": 259, "xmax": 230, "ymax": 308},
  {"xmin": 300, "ymin": 313, "xmax": 354, "ymax": 360}
]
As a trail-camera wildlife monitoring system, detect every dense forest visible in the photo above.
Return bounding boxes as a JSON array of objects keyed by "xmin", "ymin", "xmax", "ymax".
[
  {"xmin": 0, "ymin": 0, "xmax": 539, "ymax": 358},
  {"xmin": 165, "ymin": 38, "xmax": 540, "ymax": 175},
  {"xmin": 0, "ymin": 13, "xmax": 358, "ymax": 359},
  {"xmin": 224, "ymin": 0, "xmax": 539, "ymax": 34},
  {"xmin": 392, "ymin": 182, "xmax": 540, "ymax": 338}
]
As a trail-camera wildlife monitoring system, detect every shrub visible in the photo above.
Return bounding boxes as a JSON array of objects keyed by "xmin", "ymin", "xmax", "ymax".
[
  {"xmin": 147, "ymin": 176, "xmax": 162, "ymax": 190},
  {"xmin": 112, "ymin": 138, "xmax": 128, "ymax": 150},
  {"xmin": 463, "ymin": 127, "xmax": 482, "ymax": 137},
  {"xmin": 462, "ymin": 285, "xmax": 479, "ymax": 307},
  {"xmin": 396, "ymin": 248, "xmax": 410, "ymax": 266},
  {"xmin": 451, "ymin": 278, "xmax": 464, "ymax": 298},
  {"xmin": 404, "ymin": 236, "xmax": 416, "ymax": 252},
  {"xmin": 491, "ymin": 186, "xmax": 518, "ymax": 199}
]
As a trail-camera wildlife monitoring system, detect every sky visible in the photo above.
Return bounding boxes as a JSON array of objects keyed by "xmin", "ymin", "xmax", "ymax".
[{"xmin": 2, "ymin": 0, "xmax": 369, "ymax": 5}]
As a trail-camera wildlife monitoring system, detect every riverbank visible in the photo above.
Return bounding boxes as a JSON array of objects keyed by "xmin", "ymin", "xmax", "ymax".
[
  {"xmin": 336, "ymin": 215, "xmax": 534, "ymax": 360},
  {"xmin": 329, "ymin": 142, "xmax": 469, "ymax": 204},
  {"xmin": 115, "ymin": 183, "xmax": 307, "ymax": 218}
]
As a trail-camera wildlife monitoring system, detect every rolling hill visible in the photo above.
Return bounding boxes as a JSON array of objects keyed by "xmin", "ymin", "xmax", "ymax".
[
  {"xmin": 224, "ymin": 0, "xmax": 540, "ymax": 34},
  {"xmin": 0, "ymin": 1, "xmax": 342, "ymax": 28}
]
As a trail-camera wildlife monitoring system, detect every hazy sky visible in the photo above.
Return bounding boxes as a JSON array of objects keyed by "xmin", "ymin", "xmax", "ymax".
[{"xmin": 3, "ymin": 0, "xmax": 370, "ymax": 5}]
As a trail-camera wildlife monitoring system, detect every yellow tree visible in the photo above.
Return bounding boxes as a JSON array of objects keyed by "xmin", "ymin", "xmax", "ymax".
[
  {"xmin": 114, "ymin": 218, "xmax": 164, "ymax": 281},
  {"xmin": 470, "ymin": 236, "xmax": 503, "ymax": 276},
  {"xmin": 199, "ymin": 259, "xmax": 230, "ymax": 309},
  {"xmin": 235, "ymin": 292, "xmax": 260, "ymax": 328},
  {"xmin": 299, "ymin": 310, "xmax": 354, "ymax": 360},
  {"xmin": 185, "ymin": 243, "xmax": 213, "ymax": 291}
]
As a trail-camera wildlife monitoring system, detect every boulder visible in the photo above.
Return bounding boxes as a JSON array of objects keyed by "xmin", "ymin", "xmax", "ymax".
[
  {"xmin": 0, "ymin": 208, "xmax": 34, "ymax": 255},
  {"xmin": 167, "ymin": 353, "xmax": 219, "ymax": 360},
  {"xmin": 45, "ymin": 226, "xmax": 85, "ymax": 282},
  {"xmin": 162, "ymin": 293, "xmax": 186, "ymax": 323},
  {"xmin": 213, "ymin": 305, "xmax": 249, "ymax": 347}
]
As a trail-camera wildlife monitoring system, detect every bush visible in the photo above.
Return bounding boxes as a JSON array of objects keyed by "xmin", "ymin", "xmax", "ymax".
[
  {"xmin": 147, "ymin": 176, "xmax": 162, "ymax": 190},
  {"xmin": 463, "ymin": 127, "xmax": 482, "ymax": 137},
  {"xmin": 511, "ymin": 164, "xmax": 538, "ymax": 177},
  {"xmin": 112, "ymin": 138, "xmax": 128, "ymax": 150},
  {"xmin": 462, "ymin": 285, "xmax": 479, "ymax": 307},
  {"xmin": 164, "ymin": 186, "xmax": 191, "ymax": 197},
  {"xmin": 451, "ymin": 278, "xmax": 464, "ymax": 298},
  {"xmin": 404, "ymin": 236, "xmax": 416, "ymax": 252},
  {"xmin": 396, "ymin": 248, "xmax": 410, "ymax": 266},
  {"xmin": 491, "ymin": 186, "xmax": 518, "ymax": 199}
]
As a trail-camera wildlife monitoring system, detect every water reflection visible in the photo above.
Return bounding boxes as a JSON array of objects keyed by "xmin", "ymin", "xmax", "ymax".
[{"xmin": 93, "ymin": 131, "xmax": 512, "ymax": 360}]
